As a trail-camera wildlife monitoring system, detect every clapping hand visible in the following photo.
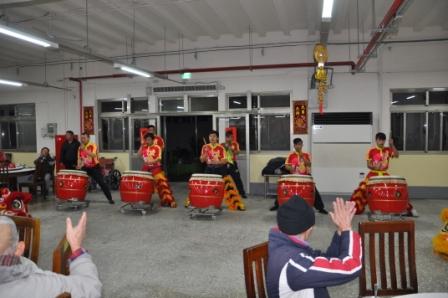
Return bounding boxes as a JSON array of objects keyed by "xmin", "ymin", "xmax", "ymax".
[
  {"xmin": 329, "ymin": 198, "xmax": 356, "ymax": 234},
  {"xmin": 66, "ymin": 212, "xmax": 87, "ymax": 252}
]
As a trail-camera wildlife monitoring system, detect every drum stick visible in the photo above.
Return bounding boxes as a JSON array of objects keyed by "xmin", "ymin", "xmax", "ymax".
[{"xmin": 203, "ymin": 137, "xmax": 207, "ymax": 145}]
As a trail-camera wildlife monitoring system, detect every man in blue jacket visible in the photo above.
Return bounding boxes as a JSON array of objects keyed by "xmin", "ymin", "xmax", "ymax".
[{"xmin": 267, "ymin": 196, "xmax": 362, "ymax": 298}]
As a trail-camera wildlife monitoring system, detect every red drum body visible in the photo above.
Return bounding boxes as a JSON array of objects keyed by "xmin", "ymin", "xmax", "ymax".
[
  {"xmin": 277, "ymin": 175, "xmax": 315, "ymax": 207},
  {"xmin": 367, "ymin": 176, "xmax": 409, "ymax": 214},
  {"xmin": 119, "ymin": 171, "xmax": 154, "ymax": 204},
  {"xmin": 188, "ymin": 174, "xmax": 224, "ymax": 209},
  {"xmin": 55, "ymin": 170, "xmax": 89, "ymax": 201}
]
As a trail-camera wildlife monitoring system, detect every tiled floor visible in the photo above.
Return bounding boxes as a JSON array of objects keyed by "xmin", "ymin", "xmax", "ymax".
[{"xmin": 28, "ymin": 183, "xmax": 448, "ymax": 297}]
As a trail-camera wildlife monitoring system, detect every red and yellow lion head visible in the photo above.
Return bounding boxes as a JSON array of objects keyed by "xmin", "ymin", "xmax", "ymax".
[{"xmin": 0, "ymin": 188, "xmax": 32, "ymax": 217}]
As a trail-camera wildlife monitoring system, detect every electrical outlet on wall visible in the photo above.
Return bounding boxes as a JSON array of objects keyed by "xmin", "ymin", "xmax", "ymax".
[{"xmin": 359, "ymin": 172, "xmax": 365, "ymax": 179}]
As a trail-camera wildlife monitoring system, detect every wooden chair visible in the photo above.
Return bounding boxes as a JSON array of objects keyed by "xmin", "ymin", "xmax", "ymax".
[
  {"xmin": 8, "ymin": 215, "xmax": 40, "ymax": 264},
  {"xmin": 359, "ymin": 220, "xmax": 418, "ymax": 297},
  {"xmin": 52, "ymin": 234, "xmax": 72, "ymax": 276},
  {"xmin": 55, "ymin": 293, "xmax": 71, "ymax": 298},
  {"xmin": 243, "ymin": 241, "xmax": 269, "ymax": 298},
  {"xmin": 19, "ymin": 163, "xmax": 50, "ymax": 199},
  {"xmin": 0, "ymin": 164, "xmax": 10, "ymax": 188}
]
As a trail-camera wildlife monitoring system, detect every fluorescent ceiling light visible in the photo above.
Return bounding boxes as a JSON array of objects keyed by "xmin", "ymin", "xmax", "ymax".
[
  {"xmin": 0, "ymin": 79, "xmax": 24, "ymax": 87},
  {"xmin": 0, "ymin": 23, "xmax": 58, "ymax": 48},
  {"xmin": 406, "ymin": 95, "xmax": 416, "ymax": 100},
  {"xmin": 233, "ymin": 100, "xmax": 242, "ymax": 105},
  {"xmin": 113, "ymin": 63, "xmax": 151, "ymax": 78},
  {"xmin": 432, "ymin": 88, "xmax": 446, "ymax": 91},
  {"xmin": 391, "ymin": 101, "xmax": 398, "ymax": 104},
  {"xmin": 176, "ymin": 106, "xmax": 184, "ymax": 110},
  {"xmin": 322, "ymin": 0, "xmax": 334, "ymax": 20}
]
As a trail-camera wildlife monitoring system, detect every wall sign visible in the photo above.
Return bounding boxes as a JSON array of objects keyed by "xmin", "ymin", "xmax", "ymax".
[
  {"xmin": 83, "ymin": 106, "xmax": 94, "ymax": 135},
  {"xmin": 293, "ymin": 100, "xmax": 308, "ymax": 134}
]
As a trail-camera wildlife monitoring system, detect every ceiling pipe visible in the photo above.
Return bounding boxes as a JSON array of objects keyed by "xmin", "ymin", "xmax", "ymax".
[
  {"xmin": 155, "ymin": 61, "xmax": 355, "ymax": 75},
  {"xmin": 68, "ymin": 61, "xmax": 355, "ymax": 81},
  {"xmin": 355, "ymin": 0, "xmax": 409, "ymax": 71}
]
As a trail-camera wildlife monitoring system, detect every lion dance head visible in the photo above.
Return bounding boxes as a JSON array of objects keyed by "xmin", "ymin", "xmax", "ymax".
[{"xmin": 0, "ymin": 187, "xmax": 32, "ymax": 217}]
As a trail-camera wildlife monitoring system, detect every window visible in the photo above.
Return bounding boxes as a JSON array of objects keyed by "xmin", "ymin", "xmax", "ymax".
[
  {"xmin": 100, "ymin": 99, "xmax": 127, "ymax": 113},
  {"xmin": 0, "ymin": 104, "xmax": 36, "ymax": 151},
  {"xmin": 260, "ymin": 114, "xmax": 290, "ymax": 150},
  {"xmin": 100, "ymin": 118, "xmax": 128, "ymax": 151},
  {"xmin": 159, "ymin": 97, "xmax": 184, "ymax": 112},
  {"xmin": 228, "ymin": 95, "xmax": 247, "ymax": 109},
  {"xmin": 130, "ymin": 97, "xmax": 148, "ymax": 113},
  {"xmin": 391, "ymin": 92, "xmax": 426, "ymax": 105},
  {"xmin": 253, "ymin": 94, "xmax": 290, "ymax": 108},
  {"xmin": 250, "ymin": 114, "xmax": 290, "ymax": 151},
  {"xmin": 190, "ymin": 96, "xmax": 218, "ymax": 112},
  {"xmin": 390, "ymin": 89, "xmax": 448, "ymax": 152}
]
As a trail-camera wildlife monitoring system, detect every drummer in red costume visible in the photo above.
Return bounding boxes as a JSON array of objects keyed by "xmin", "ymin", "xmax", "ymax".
[
  {"xmin": 350, "ymin": 132, "xmax": 417, "ymax": 216},
  {"xmin": 199, "ymin": 130, "xmax": 245, "ymax": 211},
  {"xmin": 139, "ymin": 125, "xmax": 165, "ymax": 171},
  {"xmin": 77, "ymin": 132, "xmax": 114, "ymax": 204},
  {"xmin": 270, "ymin": 138, "xmax": 328, "ymax": 213},
  {"xmin": 142, "ymin": 133, "xmax": 176, "ymax": 208}
]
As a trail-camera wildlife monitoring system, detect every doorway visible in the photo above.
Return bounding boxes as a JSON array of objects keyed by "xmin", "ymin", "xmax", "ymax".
[{"xmin": 161, "ymin": 115, "xmax": 213, "ymax": 181}]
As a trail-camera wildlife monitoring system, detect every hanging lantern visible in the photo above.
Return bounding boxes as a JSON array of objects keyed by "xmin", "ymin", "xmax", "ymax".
[{"xmin": 313, "ymin": 43, "xmax": 329, "ymax": 114}]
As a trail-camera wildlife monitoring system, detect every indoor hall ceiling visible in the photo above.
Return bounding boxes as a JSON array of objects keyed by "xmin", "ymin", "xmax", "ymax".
[{"xmin": 0, "ymin": 0, "xmax": 447, "ymax": 68}]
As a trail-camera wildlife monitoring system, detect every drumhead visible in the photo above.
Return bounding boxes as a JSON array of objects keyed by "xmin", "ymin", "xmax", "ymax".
[
  {"xmin": 279, "ymin": 174, "xmax": 313, "ymax": 182},
  {"xmin": 190, "ymin": 173, "xmax": 223, "ymax": 182},
  {"xmin": 368, "ymin": 175, "xmax": 407, "ymax": 185},
  {"xmin": 122, "ymin": 171, "xmax": 153, "ymax": 180},
  {"xmin": 57, "ymin": 170, "xmax": 88, "ymax": 177}
]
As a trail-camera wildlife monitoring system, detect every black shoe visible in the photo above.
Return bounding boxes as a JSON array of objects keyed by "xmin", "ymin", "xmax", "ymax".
[
  {"xmin": 108, "ymin": 200, "xmax": 115, "ymax": 205},
  {"xmin": 270, "ymin": 205, "xmax": 278, "ymax": 211},
  {"xmin": 318, "ymin": 209, "xmax": 328, "ymax": 214}
]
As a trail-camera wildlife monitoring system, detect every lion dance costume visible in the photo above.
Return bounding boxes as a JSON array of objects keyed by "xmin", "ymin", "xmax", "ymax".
[
  {"xmin": 141, "ymin": 143, "xmax": 176, "ymax": 208},
  {"xmin": 0, "ymin": 188, "xmax": 32, "ymax": 217},
  {"xmin": 185, "ymin": 142, "xmax": 245, "ymax": 211},
  {"xmin": 350, "ymin": 146, "xmax": 413, "ymax": 214},
  {"xmin": 433, "ymin": 208, "xmax": 448, "ymax": 260}
]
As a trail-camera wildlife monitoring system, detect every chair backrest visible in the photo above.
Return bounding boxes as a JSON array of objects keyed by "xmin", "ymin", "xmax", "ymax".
[
  {"xmin": 243, "ymin": 241, "xmax": 269, "ymax": 298},
  {"xmin": 359, "ymin": 220, "xmax": 418, "ymax": 297},
  {"xmin": 52, "ymin": 234, "xmax": 72, "ymax": 275},
  {"xmin": 55, "ymin": 293, "xmax": 71, "ymax": 298},
  {"xmin": 8, "ymin": 215, "xmax": 40, "ymax": 264},
  {"xmin": 0, "ymin": 164, "xmax": 9, "ymax": 175}
]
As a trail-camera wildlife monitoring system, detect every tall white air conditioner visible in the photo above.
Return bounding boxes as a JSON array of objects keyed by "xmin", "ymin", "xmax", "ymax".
[{"xmin": 311, "ymin": 112, "xmax": 373, "ymax": 194}]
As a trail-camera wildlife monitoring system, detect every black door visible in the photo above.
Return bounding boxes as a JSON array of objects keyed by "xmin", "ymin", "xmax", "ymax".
[{"xmin": 162, "ymin": 116, "xmax": 213, "ymax": 181}]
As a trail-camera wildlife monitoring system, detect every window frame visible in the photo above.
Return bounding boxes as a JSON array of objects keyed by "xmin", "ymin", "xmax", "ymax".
[
  {"xmin": 97, "ymin": 98, "xmax": 130, "ymax": 152},
  {"xmin": 390, "ymin": 88, "xmax": 448, "ymax": 154},
  {"xmin": 0, "ymin": 103, "xmax": 36, "ymax": 152}
]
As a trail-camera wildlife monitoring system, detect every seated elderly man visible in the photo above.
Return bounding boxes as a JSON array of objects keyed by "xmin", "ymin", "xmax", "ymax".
[
  {"xmin": 267, "ymin": 197, "xmax": 362, "ymax": 298},
  {"xmin": 0, "ymin": 212, "xmax": 102, "ymax": 298}
]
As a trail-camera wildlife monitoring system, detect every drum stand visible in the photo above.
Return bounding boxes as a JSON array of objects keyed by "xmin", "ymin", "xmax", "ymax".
[
  {"xmin": 188, "ymin": 206, "xmax": 222, "ymax": 220},
  {"xmin": 55, "ymin": 199, "xmax": 90, "ymax": 211},
  {"xmin": 120, "ymin": 202, "xmax": 155, "ymax": 215}
]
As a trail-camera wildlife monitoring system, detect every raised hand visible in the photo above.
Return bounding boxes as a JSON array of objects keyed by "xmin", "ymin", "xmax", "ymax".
[
  {"xmin": 329, "ymin": 198, "xmax": 356, "ymax": 233},
  {"xmin": 66, "ymin": 212, "xmax": 87, "ymax": 252}
]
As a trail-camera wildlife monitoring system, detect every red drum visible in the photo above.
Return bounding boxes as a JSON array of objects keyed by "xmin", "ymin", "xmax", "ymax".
[
  {"xmin": 277, "ymin": 175, "xmax": 315, "ymax": 207},
  {"xmin": 55, "ymin": 170, "xmax": 89, "ymax": 201},
  {"xmin": 119, "ymin": 171, "xmax": 154, "ymax": 204},
  {"xmin": 189, "ymin": 174, "xmax": 224, "ymax": 209},
  {"xmin": 366, "ymin": 175, "xmax": 409, "ymax": 214}
]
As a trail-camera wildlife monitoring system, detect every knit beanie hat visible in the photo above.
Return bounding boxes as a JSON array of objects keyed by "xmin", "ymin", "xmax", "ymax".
[{"xmin": 277, "ymin": 195, "xmax": 315, "ymax": 235}]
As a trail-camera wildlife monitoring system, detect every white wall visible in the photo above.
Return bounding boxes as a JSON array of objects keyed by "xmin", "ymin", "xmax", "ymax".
[{"xmin": 0, "ymin": 28, "xmax": 447, "ymax": 191}]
